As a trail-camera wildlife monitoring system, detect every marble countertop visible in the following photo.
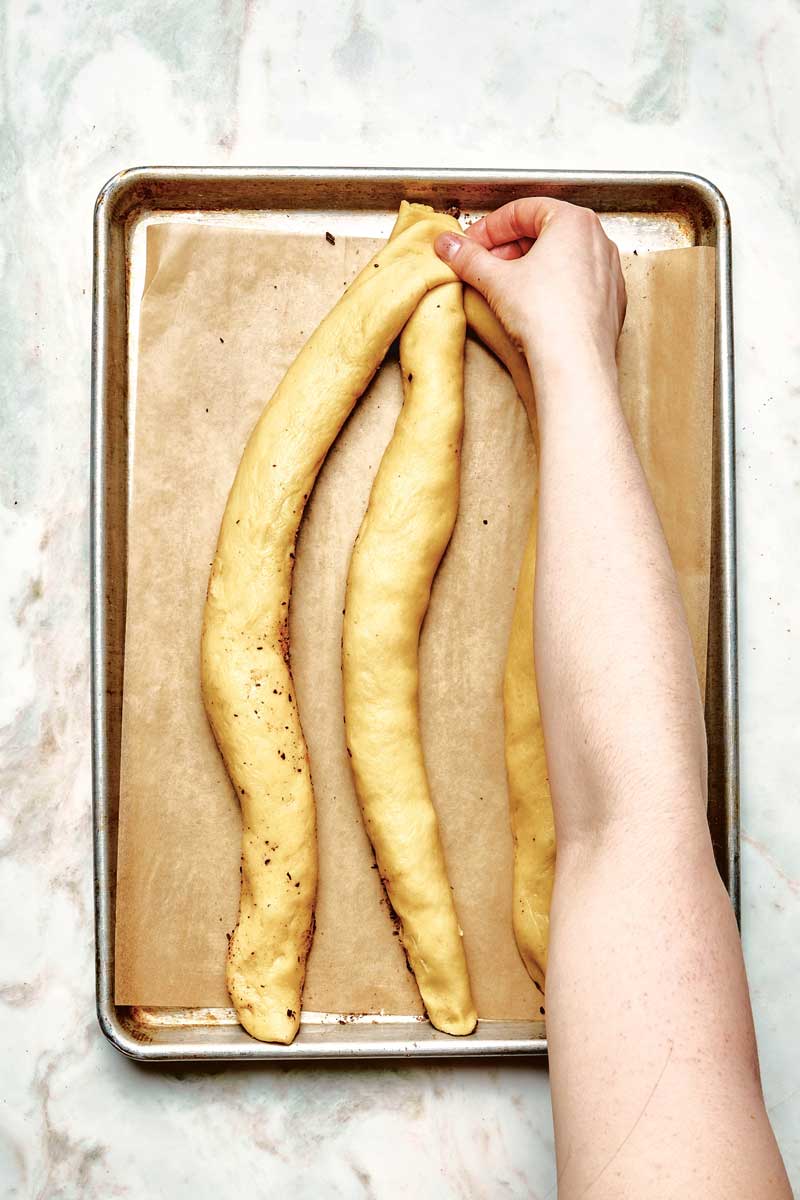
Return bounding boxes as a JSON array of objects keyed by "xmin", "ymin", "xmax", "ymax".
[{"xmin": 1, "ymin": 0, "xmax": 798, "ymax": 1195}]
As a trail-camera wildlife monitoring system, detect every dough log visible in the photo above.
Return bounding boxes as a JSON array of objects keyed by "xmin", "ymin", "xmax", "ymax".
[
  {"xmin": 464, "ymin": 288, "xmax": 555, "ymax": 995},
  {"xmin": 201, "ymin": 210, "xmax": 459, "ymax": 1043},
  {"xmin": 342, "ymin": 208, "xmax": 477, "ymax": 1036}
]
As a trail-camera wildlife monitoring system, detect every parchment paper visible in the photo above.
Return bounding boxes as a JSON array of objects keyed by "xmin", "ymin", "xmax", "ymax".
[{"xmin": 114, "ymin": 222, "xmax": 715, "ymax": 1017}]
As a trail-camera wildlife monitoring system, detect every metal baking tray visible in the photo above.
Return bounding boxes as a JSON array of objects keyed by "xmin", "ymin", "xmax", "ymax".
[{"xmin": 91, "ymin": 167, "xmax": 737, "ymax": 1061}]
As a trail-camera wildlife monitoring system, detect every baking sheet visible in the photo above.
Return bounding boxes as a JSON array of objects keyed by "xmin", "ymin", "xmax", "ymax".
[{"xmin": 112, "ymin": 219, "xmax": 715, "ymax": 1018}]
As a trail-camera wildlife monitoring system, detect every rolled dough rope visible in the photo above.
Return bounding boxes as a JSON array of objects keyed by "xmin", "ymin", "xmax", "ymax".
[
  {"xmin": 342, "ymin": 204, "xmax": 477, "ymax": 1036},
  {"xmin": 463, "ymin": 288, "xmax": 554, "ymax": 997},
  {"xmin": 201, "ymin": 209, "xmax": 460, "ymax": 1044}
]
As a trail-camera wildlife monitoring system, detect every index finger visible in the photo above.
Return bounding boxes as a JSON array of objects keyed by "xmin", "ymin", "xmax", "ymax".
[{"xmin": 468, "ymin": 196, "xmax": 571, "ymax": 249}]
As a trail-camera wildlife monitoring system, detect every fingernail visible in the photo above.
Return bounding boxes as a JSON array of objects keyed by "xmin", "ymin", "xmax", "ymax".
[{"xmin": 434, "ymin": 232, "xmax": 464, "ymax": 262}]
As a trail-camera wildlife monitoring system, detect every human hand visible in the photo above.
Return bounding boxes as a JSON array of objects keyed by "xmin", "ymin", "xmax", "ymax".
[{"xmin": 434, "ymin": 197, "xmax": 627, "ymax": 381}]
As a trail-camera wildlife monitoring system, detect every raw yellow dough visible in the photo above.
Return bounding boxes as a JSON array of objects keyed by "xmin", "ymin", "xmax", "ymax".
[
  {"xmin": 342, "ymin": 205, "xmax": 477, "ymax": 1036},
  {"xmin": 464, "ymin": 288, "xmax": 555, "ymax": 994},
  {"xmin": 201, "ymin": 210, "xmax": 459, "ymax": 1044}
]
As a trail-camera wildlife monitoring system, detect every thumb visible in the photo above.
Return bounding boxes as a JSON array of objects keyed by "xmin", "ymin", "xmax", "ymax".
[{"xmin": 434, "ymin": 232, "xmax": 501, "ymax": 295}]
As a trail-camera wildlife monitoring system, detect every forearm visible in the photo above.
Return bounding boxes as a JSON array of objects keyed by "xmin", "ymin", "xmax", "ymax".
[
  {"xmin": 530, "ymin": 347, "xmax": 790, "ymax": 1198},
  {"xmin": 530, "ymin": 349, "xmax": 707, "ymax": 846}
]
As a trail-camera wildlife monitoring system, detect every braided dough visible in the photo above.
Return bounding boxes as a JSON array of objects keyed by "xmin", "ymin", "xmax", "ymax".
[
  {"xmin": 203, "ymin": 203, "xmax": 554, "ymax": 1044},
  {"xmin": 201, "ymin": 209, "xmax": 459, "ymax": 1043}
]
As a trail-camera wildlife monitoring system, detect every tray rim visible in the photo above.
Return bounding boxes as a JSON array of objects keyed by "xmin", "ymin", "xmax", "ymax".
[{"xmin": 91, "ymin": 166, "xmax": 737, "ymax": 1062}]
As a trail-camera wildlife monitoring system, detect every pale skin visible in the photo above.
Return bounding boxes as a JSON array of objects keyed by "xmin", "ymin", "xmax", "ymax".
[{"xmin": 435, "ymin": 201, "xmax": 791, "ymax": 1200}]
